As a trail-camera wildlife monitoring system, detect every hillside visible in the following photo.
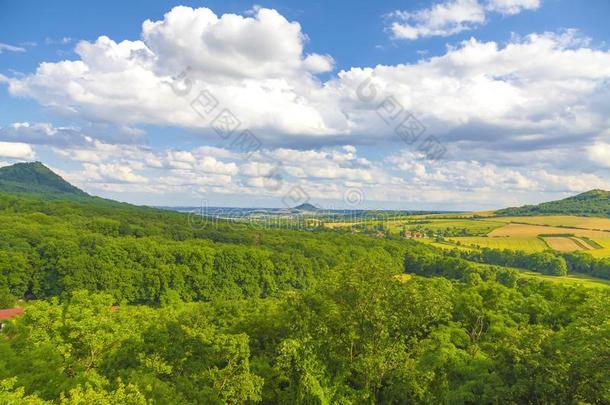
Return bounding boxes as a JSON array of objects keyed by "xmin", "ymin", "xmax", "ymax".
[
  {"xmin": 496, "ymin": 189, "xmax": 610, "ymax": 217},
  {"xmin": 0, "ymin": 161, "xmax": 88, "ymax": 197}
]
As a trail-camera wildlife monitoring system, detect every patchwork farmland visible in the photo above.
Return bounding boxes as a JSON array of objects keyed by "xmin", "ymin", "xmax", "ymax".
[
  {"xmin": 319, "ymin": 211, "xmax": 610, "ymax": 257},
  {"xmin": 491, "ymin": 215, "xmax": 610, "ymax": 231},
  {"xmin": 486, "ymin": 223, "xmax": 610, "ymax": 238},
  {"xmin": 403, "ymin": 215, "xmax": 610, "ymax": 257}
]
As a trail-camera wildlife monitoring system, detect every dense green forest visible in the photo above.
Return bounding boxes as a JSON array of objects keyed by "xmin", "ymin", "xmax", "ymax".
[
  {"xmin": 1, "ymin": 180, "xmax": 610, "ymax": 402},
  {"xmin": 496, "ymin": 189, "xmax": 610, "ymax": 217}
]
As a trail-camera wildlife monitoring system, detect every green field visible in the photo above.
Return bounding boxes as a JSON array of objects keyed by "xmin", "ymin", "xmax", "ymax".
[
  {"xmin": 417, "ymin": 239, "xmax": 476, "ymax": 252},
  {"xmin": 447, "ymin": 236, "xmax": 549, "ymax": 252},
  {"xmin": 516, "ymin": 269, "xmax": 610, "ymax": 289}
]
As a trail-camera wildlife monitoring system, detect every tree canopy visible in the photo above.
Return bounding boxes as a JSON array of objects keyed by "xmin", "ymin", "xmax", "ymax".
[{"xmin": 1, "ymin": 191, "xmax": 609, "ymax": 403}]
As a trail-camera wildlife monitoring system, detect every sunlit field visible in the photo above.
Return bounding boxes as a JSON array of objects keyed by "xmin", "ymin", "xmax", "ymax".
[
  {"xmin": 515, "ymin": 269, "xmax": 610, "ymax": 289},
  {"xmin": 487, "ymin": 223, "xmax": 610, "ymax": 238},
  {"xmin": 492, "ymin": 215, "xmax": 610, "ymax": 230},
  {"xmin": 448, "ymin": 236, "xmax": 549, "ymax": 252}
]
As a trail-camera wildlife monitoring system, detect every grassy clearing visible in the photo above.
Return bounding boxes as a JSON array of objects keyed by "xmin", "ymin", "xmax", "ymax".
[
  {"xmin": 448, "ymin": 236, "xmax": 549, "ymax": 252},
  {"xmin": 515, "ymin": 269, "xmax": 610, "ymax": 289}
]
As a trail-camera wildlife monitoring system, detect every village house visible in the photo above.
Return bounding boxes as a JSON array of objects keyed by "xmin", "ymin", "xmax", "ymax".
[
  {"xmin": 0, "ymin": 308, "xmax": 24, "ymax": 331},
  {"xmin": 402, "ymin": 230, "xmax": 425, "ymax": 239}
]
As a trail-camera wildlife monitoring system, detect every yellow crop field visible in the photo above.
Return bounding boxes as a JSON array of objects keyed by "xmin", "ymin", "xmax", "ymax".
[
  {"xmin": 487, "ymin": 223, "xmax": 610, "ymax": 238},
  {"xmin": 412, "ymin": 210, "xmax": 497, "ymax": 219},
  {"xmin": 594, "ymin": 238, "xmax": 610, "ymax": 248},
  {"xmin": 448, "ymin": 237, "xmax": 549, "ymax": 252},
  {"xmin": 573, "ymin": 238, "xmax": 597, "ymax": 250},
  {"xmin": 490, "ymin": 215, "xmax": 610, "ymax": 231},
  {"xmin": 543, "ymin": 237, "xmax": 586, "ymax": 252},
  {"xmin": 586, "ymin": 238, "xmax": 610, "ymax": 258}
]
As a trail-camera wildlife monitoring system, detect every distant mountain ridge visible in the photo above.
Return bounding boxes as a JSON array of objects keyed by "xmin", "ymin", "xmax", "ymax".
[
  {"xmin": 0, "ymin": 162, "xmax": 88, "ymax": 197},
  {"xmin": 293, "ymin": 203, "xmax": 319, "ymax": 211},
  {"xmin": 2, "ymin": 162, "xmax": 609, "ymax": 219},
  {"xmin": 496, "ymin": 189, "xmax": 610, "ymax": 217}
]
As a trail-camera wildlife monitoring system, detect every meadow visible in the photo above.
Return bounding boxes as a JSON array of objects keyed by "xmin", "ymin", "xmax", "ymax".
[
  {"xmin": 514, "ymin": 268, "xmax": 610, "ymax": 289},
  {"xmin": 447, "ymin": 236, "xmax": 549, "ymax": 252}
]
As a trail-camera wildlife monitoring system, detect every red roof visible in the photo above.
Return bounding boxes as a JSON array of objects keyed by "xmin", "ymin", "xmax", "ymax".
[{"xmin": 0, "ymin": 308, "xmax": 24, "ymax": 320}]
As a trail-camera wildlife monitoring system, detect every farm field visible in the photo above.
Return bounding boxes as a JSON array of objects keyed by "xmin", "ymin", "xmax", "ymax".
[
  {"xmin": 543, "ymin": 237, "xmax": 587, "ymax": 252},
  {"xmin": 323, "ymin": 217, "xmax": 507, "ymax": 235},
  {"xmin": 448, "ymin": 236, "xmax": 549, "ymax": 252},
  {"xmin": 409, "ymin": 210, "xmax": 497, "ymax": 219},
  {"xmin": 387, "ymin": 218, "xmax": 506, "ymax": 234},
  {"xmin": 490, "ymin": 215, "xmax": 610, "ymax": 230},
  {"xmin": 417, "ymin": 239, "xmax": 476, "ymax": 252},
  {"xmin": 326, "ymin": 213, "xmax": 610, "ymax": 257},
  {"xmin": 487, "ymin": 223, "xmax": 610, "ymax": 238},
  {"xmin": 586, "ymin": 237, "xmax": 610, "ymax": 258}
]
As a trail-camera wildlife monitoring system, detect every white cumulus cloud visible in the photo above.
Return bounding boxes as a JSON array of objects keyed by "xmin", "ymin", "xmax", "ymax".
[
  {"xmin": 387, "ymin": 0, "xmax": 541, "ymax": 40},
  {"xmin": 0, "ymin": 142, "xmax": 35, "ymax": 159}
]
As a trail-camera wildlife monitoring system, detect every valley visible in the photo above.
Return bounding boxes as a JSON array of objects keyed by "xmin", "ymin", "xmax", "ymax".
[{"xmin": 0, "ymin": 162, "xmax": 609, "ymax": 404}]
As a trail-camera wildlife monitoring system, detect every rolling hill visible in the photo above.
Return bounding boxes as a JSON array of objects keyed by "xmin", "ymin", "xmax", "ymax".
[
  {"xmin": 293, "ymin": 203, "xmax": 319, "ymax": 211},
  {"xmin": 0, "ymin": 161, "xmax": 88, "ymax": 197},
  {"xmin": 496, "ymin": 189, "xmax": 610, "ymax": 217}
]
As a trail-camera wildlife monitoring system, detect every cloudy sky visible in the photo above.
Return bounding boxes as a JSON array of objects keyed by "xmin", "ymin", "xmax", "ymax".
[{"xmin": 1, "ymin": 0, "xmax": 609, "ymax": 210}]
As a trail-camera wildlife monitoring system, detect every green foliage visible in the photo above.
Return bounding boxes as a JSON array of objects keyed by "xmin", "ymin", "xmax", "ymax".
[
  {"xmin": 0, "ymin": 192, "xmax": 414, "ymax": 304},
  {"xmin": 448, "ymin": 248, "xmax": 569, "ymax": 276},
  {"xmin": 3, "ymin": 271, "xmax": 609, "ymax": 404},
  {"xmin": 1, "ymin": 184, "xmax": 610, "ymax": 403},
  {"xmin": 564, "ymin": 252, "xmax": 610, "ymax": 279},
  {"xmin": 0, "ymin": 285, "xmax": 16, "ymax": 308},
  {"xmin": 0, "ymin": 378, "xmax": 49, "ymax": 404}
]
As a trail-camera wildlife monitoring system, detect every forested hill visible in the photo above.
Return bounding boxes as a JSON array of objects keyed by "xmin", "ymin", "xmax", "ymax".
[
  {"xmin": 2, "ymin": 175, "xmax": 610, "ymax": 402},
  {"xmin": 0, "ymin": 161, "xmax": 88, "ymax": 197},
  {"xmin": 496, "ymin": 189, "xmax": 610, "ymax": 217}
]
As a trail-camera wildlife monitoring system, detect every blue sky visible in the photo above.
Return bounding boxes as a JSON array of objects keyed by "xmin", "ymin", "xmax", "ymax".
[{"xmin": 1, "ymin": 0, "xmax": 610, "ymax": 209}]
